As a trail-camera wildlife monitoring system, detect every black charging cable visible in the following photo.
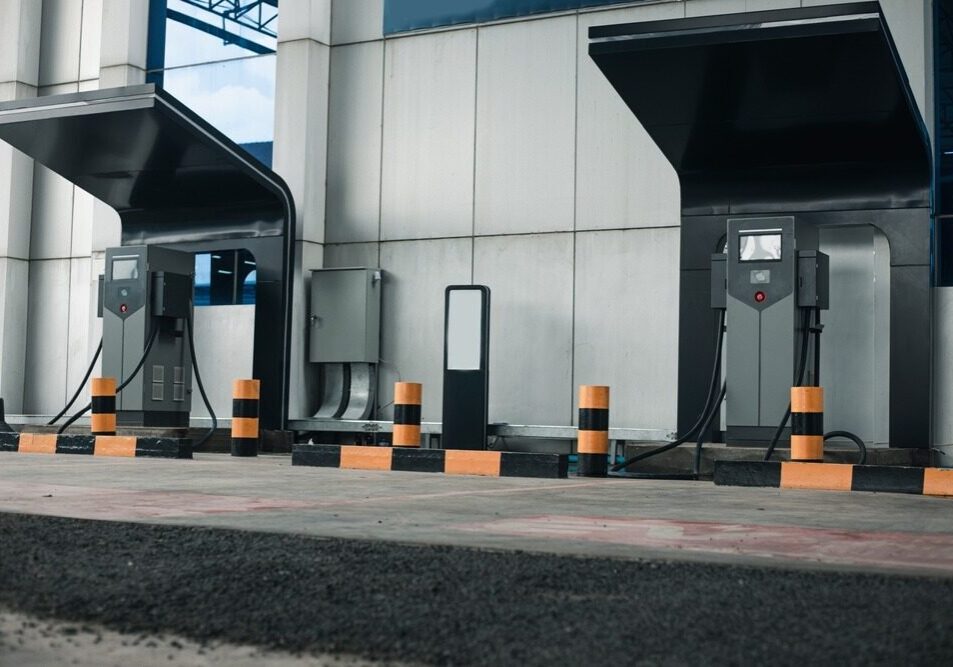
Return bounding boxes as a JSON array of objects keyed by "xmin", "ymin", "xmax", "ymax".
[
  {"xmin": 611, "ymin": 309, "xmax": 726, "ymax": 474},
  {"xmin": 57, "ymin": 326, "xmax": 160, "ymax": 434},
  {"xmin": 693, "ymin": 381, "xmax": 726, "ymax": 476},
  {"xmin": 48, "ymin": 339, "xmax": 103, "ymax": 426},
  {"xmin": 184, "ymin": 306, "xmax": 217, "ymax": 449},
  {"xmin": 812, "ymin": 308, "xmax": 867, "ymax": 464}
]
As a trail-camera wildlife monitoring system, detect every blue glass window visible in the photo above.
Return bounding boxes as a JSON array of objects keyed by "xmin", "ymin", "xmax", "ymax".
[
  {"xmin": 147, "ymin": 1, "xmax": 277, "ymax": 165},
  {"xmin": 160, "ymin": 56, "xmax": 277, "ymax": 149}
]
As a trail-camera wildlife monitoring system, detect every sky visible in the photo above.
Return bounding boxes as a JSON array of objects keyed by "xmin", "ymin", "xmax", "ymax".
[{"xmin": 159, "ymin": 1, "xmax": 278, "ymax": 145}]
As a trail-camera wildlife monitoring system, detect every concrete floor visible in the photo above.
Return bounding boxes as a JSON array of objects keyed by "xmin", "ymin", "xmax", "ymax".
[
  {"xmin": 3, "ymin": 452, "xmax": 953, "ymax": 665},
  {"xmin": 1, "ymin": 452, "xmax": 952, "ymax": 576},
  {"xmin": 0, "ymin": 612, "xmax": 382, "ymax": 667}
]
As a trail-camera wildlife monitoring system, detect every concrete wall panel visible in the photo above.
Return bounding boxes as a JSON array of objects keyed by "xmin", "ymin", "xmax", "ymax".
[
  {"xmin": 745, "ymin": 0, "xmax": 798, "ymax": 9},
  {"xmin": 324, "ymin": 242, "xmax": 381, "ymax": 268},
  {"xmin": 30, "ymin": 166, "xmax": 73, "ymax": 259},
  {"xmin": 70, "ymin": 189, "xmax": 94, "ymax": 257},
  {"xmin": 326, "ymin": 42, "xmax": 383, "ymax": 244},
  {"xmin": 576, "ymin": 4, "xmax": 681, "ymax": 232},
  {"xmin": 91, "ymin": 198, "xmax": 121, "ymax": 253},
  {"xmin": 274, "ymin": 39, "xmax": 330, "ymax": 243},
  {"xmin": 0, "ymin": 258, "xmax": 29, "ymax": 412},
  {"xmin": 38, "ymin": 0, "xmax": 83, "ymax": 86},
  {"xmin": 0, "ymin": 0, "xmax": 42, "ymax": 88},
  {"xmin": 279, "ymin": 0, "xmax": 332, "ymax": 45},
  {"xmin": 99, "ymin": 0, "xmax": 148, "ymax": 72},
  {"xmin": 0, "ymin": 145, "xmax": 33, "ymax": 259},
  {"xmin": 191, "ymin": 305, "xmax": 256, "ymax": 418},
  {"xmin": 818, "ymin": 226, "xmax": 891, "ymax": 444},
  {"xmin": 473, "ymin": 233, "xmax": 574, "ymax": 426},
  {"xmin": 23, "ymin": 259, "xmax": 70, "ymax": 413},
  {"xmin": 685, "ymin": 0, "xmax": 746, "ymax": 17},
  {"xmin": 97, "ymin": 64, "xmax": 145, "ymax": 87},
  {"xmin": 0, "ymin": 82, "xmax": 38, "ymax": 102},
  {"xmin": 474, "ymin": 16, "xmax": 576, "ymax": 236},
  {"xmin": 288, "ymin": 240, "xmax": 325, "ymax": 419},
  {"xmin": 377, "ymin": 238, "xmax": 472, "ymax": 421},
  {"xmin": 80, "ymin": 0, "xmax": 103, "ymax": 83},
  {"xmin": 38, "ymin": 82, "xmax": 79, "ymax": 96},
  {"xmin": 381, "ymin": 30, "xmax": 477, "ymax": 241},
  {"xmin": 65, "ymin": 257, "xmax": 92, "ymax": 397},
  {"xmin": 331, "ymin": 0, "xmax": 383, "ymax": 45},
  {"xmin": 573, "ymin": 227, "xmax": 680, "ymax": 429},
  {"xmin": 88, "ymin": 252, "xmax": 105, "ymax": 377}
]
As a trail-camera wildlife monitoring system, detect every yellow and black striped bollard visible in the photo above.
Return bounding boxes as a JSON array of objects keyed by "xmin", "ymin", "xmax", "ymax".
[
  {"xmin": 577, "ymin": 385, "xmax": 610, "ymax": 477},
  {"xmin": 393, "ymin": 382, "xmax": 422, "ymax": 448},
  {"xmin": 91, "ymin": 377, "xmax": 117, "ymax": 436},
  {"xmin": 791, "ymin": 386, "xmax": 824, "ymax": 462},
  {"xmin": 231, "ymin": 379, "xmax": 260, "ymax": 457}
]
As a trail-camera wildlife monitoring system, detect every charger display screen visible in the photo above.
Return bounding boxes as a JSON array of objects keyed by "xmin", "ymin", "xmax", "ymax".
[
  {"xmin": 112, "ymin": 258, "xmax": 139, "ymax": 280},
  {"xmin": 739, "ymin": 233, "xmax": 782, "ymax": 262}
]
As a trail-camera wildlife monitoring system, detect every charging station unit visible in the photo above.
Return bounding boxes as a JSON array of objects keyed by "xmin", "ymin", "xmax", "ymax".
[
  {"xmin": 590, "ymin": 3, "xmax": 933, "ymax": 450},
  {"xmin": 100, "ymin": 245, "xmax": 194, "ymax": 427},
  {"xmin": 0, "ymin": 85, "xmax": 296, "ymax": 430},
  {"xmin": 723, "ymin": 218, "xmax": 828, "ymax": 446}
]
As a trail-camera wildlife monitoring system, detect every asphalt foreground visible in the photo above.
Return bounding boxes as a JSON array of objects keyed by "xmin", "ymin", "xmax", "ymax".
[{"xmin": 1, "ymin": 513, "xmax": 952, "ymax": 666}]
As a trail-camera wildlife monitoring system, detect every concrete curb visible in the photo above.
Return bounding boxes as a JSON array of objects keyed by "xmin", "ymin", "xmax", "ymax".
[
  {"xmin": 714, "ymin": 460, "xmax": 953, "ymax": 497},
  {"xmin": 0, "ymin": 432, "xmax": 192, "ymax": 459},
  {"xmin": 293, "ymin": 443, "xmax": 568, "ymax": 479}
]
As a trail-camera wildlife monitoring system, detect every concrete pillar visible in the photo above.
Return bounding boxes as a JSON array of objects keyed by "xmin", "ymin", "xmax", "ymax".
[
  {"xmin": 86, "ymin": 0, "xmax": 146, "ymax": 381},
  {"xmin": 273, "ymin": 0, "xmax": 332, "ymax": 419},
  {"xmin": 0, "ymin": 0, "xmax": 41, "ymax": 101},
  {"xmin": 23, "ymin": 0, "xmax": 109, "ymax": 414},
  {"xmin": 330, "ymin": 0, "xmax": 384, "ymax": 45},
  {"xmin": 0, "ymin": 0, "xmax": 41, "ymax": 413},
  {"xmin": 99, "ymin": 0, "xmax": 149, "ymax": 88}
]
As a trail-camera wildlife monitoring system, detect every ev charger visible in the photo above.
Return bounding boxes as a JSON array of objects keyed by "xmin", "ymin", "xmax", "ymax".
[
  {"xmin": 99, "ymin": 245, "xmax": 194, "ymax": 426},
  {"xmin": 723, "ymin": 217, "xmax": 829, "ymax": 446}
]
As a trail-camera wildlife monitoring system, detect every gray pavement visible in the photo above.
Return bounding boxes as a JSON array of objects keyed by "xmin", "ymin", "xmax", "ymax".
[
  {"xmin": 2, "ymin": 452, "xmax": 953, "ymax": 665},
  {"xmin": 0, "ymin": 453, "xmax": 952, "ymax": 575}
]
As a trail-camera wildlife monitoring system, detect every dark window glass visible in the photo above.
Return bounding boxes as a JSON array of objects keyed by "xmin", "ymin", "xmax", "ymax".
[
  {"xmin": 384, "ymin": 0, "xmax": 646, "ymax": 35},
  {"xmin": 194, "ymin": 250, "xmax": 257, "ymax": 306}
]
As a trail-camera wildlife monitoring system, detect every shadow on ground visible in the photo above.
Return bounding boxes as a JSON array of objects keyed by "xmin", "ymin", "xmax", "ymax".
[{"xmin": 1, "ymin": 512, "xmax": 951, "ymax": 665}]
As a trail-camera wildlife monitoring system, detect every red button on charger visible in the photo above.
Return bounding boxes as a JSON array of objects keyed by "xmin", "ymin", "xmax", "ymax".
[
  {"xmin": 120, "ymin": 304, "xmax": 128, "ymax": 313},
  {"xmin": 754, "ymin": 291, "xmax": 766, "ymax": 303}
]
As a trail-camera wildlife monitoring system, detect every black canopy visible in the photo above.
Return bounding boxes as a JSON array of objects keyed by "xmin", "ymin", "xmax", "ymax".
[
  {"xmin": 0, "ymin": 84, "xmax": 295, "ymax": 429},
  {"xmin": 589, "ymin": 1, "xmax": 931, "ymax": 212}
]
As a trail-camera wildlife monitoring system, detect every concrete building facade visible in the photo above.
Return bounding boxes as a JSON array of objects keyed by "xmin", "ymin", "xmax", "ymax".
[{"xmin": 0, "ymin": 1, "xmax": 942, "ymax": 447}]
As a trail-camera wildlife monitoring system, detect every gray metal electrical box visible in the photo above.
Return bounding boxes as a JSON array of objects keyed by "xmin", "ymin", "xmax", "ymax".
[
  {"xmin": 309, "ymin": 268, "xmax": 381, "ymax": 363},
  {"xmin": 797, "ymin": 250, "xmax": 830, "ymax": 310}
]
